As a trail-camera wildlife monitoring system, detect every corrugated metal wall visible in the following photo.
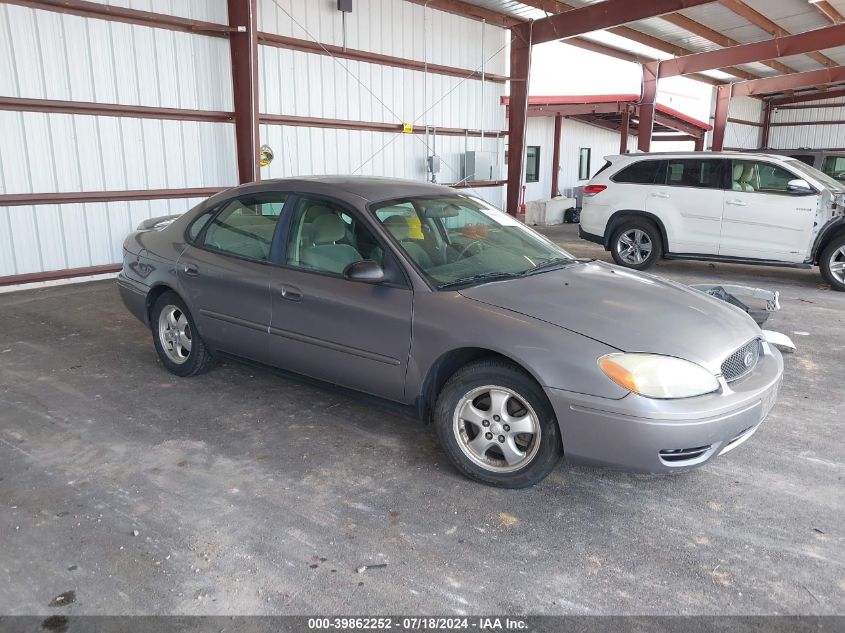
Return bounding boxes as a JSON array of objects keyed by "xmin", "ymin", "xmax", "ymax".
[
  {"xmin": 0, "ymin": 0, "xmax": 507, "ymax": 279},
  {"xmin": 0, "ymin": 1, "xmax": 237, "ymax": 279},
  {"xmin": 705, "ymin": 95, "xmax": 763, "ymax": 150},
  {"xmin": 769, "ymin": 100, "xmax": 845, "ymax": 149}
]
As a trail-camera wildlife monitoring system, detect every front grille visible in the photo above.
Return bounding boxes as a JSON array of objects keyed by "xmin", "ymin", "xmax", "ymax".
[
  {"xmin": 659, "ymin": 445, "xmax": 712, "ymax": 464},
  {"xmin": 721, "ymin": 338, "xmax": 761, "ymax": 383}
]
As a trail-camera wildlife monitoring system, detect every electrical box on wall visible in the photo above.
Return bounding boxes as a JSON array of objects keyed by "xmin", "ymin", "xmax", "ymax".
[
  {"xmin": 463, "ymin": 151, "xmax": 497, "ymax": 182},
  {"xmin": 337, "ymin": 0, "xmax": 352, "ymax": 12}
]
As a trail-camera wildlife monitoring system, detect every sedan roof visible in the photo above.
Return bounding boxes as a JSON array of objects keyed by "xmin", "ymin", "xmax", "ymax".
[{"xmin": 240, "ymin": 176, "xmax": 460, "ymax": 203}]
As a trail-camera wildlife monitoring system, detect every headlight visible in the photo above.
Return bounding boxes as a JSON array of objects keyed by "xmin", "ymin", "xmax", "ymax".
[{"xmin": 598, "ymin": 353, "xmax": 720, "ymax": 399}]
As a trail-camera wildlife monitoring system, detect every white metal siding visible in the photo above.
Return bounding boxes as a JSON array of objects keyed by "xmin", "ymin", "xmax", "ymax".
[
  {"xmin": 81, "ymin": 0, "xmax": 229, "ymax": 24},
  {"xmin": 769, "ymin": 104, "xmax": 845, "ymax": 149}
]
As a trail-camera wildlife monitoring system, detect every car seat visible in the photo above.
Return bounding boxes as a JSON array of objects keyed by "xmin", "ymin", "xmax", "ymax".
[
  {"xmin": 731, "ymin": 164, "xmax": 746, "ymax": 191},
  {"xmin": 740, "ymin": 165, "xmax": 756, "ymax": 192},
  {"xmin": 300, "ymin": 214, "xmax": 363, "ymax": 274},
  {"xmin": 382, "ymin": 215, "xmax": 433, "ymax": 268}
]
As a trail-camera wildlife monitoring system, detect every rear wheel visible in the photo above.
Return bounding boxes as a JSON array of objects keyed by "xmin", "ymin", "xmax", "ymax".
[
  {"xmin": 820, "ymin": 235, "xmax": 845, "ymax": 292},
  {"xmin": 151, "ymin": 291, "xmax": 214, "ymax": 376},
  {"xmin": 433, "ymin": 359, "xmax": 562, "ymax": 488},
  {"xmin": 610, "ymin": 219, "xmax": 663, "ymax": 270}
]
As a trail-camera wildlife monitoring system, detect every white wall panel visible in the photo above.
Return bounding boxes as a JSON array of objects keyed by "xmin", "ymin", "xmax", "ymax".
[
  {"xmin": 258, "ymin": 0, "xmax": 508, "ymax": 76},
  {"xmin": 82, "ymin": 0, "xmax": 228, "ymax": 24},
  {"xmin": 259, "ymin": 46, "xmax": 506, "ymax": 132},
  {"xmin": 0, "ymin": 112, "xmax": 237, "ymax": 195},
  {"xmin": 0, "ymin": 4, "xmax": 232, "ymax": 111},
  {"xmin": 0, "ymin": 197, "xmax": 208, "ymax": 277},
  {"xmin": 769, "ymin": 104, "xmax": 845, "ymax": 149}
]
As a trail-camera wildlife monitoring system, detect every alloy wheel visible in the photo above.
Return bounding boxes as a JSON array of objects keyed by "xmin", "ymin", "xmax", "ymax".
[
  {"xmin": 452, "ymin": 385, "xmax": 541, "ymax": 473},
  {"xmin": 829, "ymin": 246, "xmax": 845, "ymax": 284},
  {"xmin": 158, "ymin": 304, "xmax": 193, "ymax": 364},
  {"xmin": 617, "ymin": 229, "xmax": 653, "ymax": 265}
]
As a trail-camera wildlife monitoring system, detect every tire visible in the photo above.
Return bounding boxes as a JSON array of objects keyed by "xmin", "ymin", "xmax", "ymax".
[
  {"xmin": 150, "ymin": 291, "xmax": 214, "ymax": 377},
  {"xmin": 819, "ymin": 234, "xmax": 845, "ymax": 291},
  {"xmin": 610, "ymin": 218, "xmax": 663, "ymax": 270},
  {"xmin": 433, "ymin": 358, "xmax": 563, "ymax": 488}
]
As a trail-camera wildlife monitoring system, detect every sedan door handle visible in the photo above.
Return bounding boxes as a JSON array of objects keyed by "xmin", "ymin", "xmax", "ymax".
[
  {"xmin": 726, "ymin": 199, "xmax": 747, "ymax": 206},
  {"xmin": 650, "ymin": 191, "xmax": 670, "ymax": 199},
  {"xmin": 279, "ymin": 285, "xmax": 303, "ymax": 302},
  {"xmin": 182, "ymin": 263, "xmax": 199, "ymax": 276}
]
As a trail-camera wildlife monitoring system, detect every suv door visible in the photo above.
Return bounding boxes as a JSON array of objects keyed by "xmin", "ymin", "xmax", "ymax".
[
  {"xmin": 177, "ymin": 193, "xmax": 288, "ymax": 365},
  {"xmin": 267, "ymin": 196, "xmax": 413, "ymax": 402},
  {"xmin": 720, "ymin": 159, "xmax": 818, "ymax": 262},
  {"xmin": 645, "ymin": 158, "xmax": 726, "ymax": 254}
]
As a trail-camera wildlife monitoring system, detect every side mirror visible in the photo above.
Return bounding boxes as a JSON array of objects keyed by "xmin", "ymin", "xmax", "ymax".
[
  {"xmin": 343, "ymin": 259, "xmax": 385, "ymax": 283},
  {"xmin": 787, "ymin": 179, "xmax": 813, "ymax": 194}
]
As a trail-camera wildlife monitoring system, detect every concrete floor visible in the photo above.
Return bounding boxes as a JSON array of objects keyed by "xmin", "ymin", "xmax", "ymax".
[{"xmin": 1, "ymin": 223, "xmax": 843, "ymax": 615}]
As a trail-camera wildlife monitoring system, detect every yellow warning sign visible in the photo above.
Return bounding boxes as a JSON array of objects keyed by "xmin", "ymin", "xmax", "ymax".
[{"xmin": 402, "ymin": 122, "xmax": 414, "ymax": 134}]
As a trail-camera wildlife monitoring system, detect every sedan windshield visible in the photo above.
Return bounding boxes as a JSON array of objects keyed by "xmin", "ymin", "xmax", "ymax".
[{"xmin": 370, "ymin": 194, "xmax": 575, "ymax": 288}]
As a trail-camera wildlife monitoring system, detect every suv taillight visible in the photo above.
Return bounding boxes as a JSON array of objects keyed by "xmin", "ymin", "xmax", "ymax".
[{"xmin": 583, "ymin": 185, "xmax": 607, "ymax": 197}]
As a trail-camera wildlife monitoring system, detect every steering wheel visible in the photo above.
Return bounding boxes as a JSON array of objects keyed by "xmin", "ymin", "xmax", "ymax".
[{"xmin": 456, "ymin": 239, "xmax": 487, "ymax": 259}]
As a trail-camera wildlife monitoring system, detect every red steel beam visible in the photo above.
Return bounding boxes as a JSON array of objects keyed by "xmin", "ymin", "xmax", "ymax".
[
  {"xmin": 711, "ymin": 84, "xmax": 732, "ymax": 151},
  {"xmin": 551, "ymin": 115, "xmax": 562, "ymax": 198},
  {"xmin": 0, "ymin": 187, "xmax": 224, "ymax": 207},
  {"xmin": 811, "ymin": 1, "xmax": 845, "ymax": 24},
  {"xmin": 506, "ymin": 30, "xmax": 531, "ymax": 216},
  {"xmin": 259, "ymin": 113, "xmax": 506, "ymax": 138},
  {"xmin": 732, "ymin": 66, "xmax": 845, "ymax": 97},
  {"xmin": 0, "ymin": 97, "xmax": 234, "ymax": 122},
  {"xmin": 228, "ymin": 0, "xmax": 259, "ymax": 184},
  {"xmin": 519, "ymin": 0, "xmax": 718, "ymax": 46},
  {"xmin": 0, "ymin": 264, "xmax": 123, "ymax": 287},
  {"xmin": 619, "ymin": 108, "xmax": 630, "ymax": 153},
  {"xmin": 638, "ymin": 63, "xmax": 659, "ymax": 152},
  {"xmin": 405, "ymin": 0, "xmax": 521, "ymax": 28},
  {"xmin": 770, "ymin": 87, "xmax": 845, "ymax": 106},
  {"xmin": 655, "ymin": 23, "xmax": 845, "ymax": 78},
  {"xmin": 5, "ymin": 0, "xmax": 233, "ymax": 37}
]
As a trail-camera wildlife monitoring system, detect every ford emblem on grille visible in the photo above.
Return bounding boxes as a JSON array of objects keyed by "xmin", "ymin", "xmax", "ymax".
[{"xmin": 743, "ymin": 351, "xmax": 754, "ymax": 367}]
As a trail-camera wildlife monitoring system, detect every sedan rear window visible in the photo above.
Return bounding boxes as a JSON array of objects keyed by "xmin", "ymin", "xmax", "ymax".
[{"xmin": 612, "ymin": 160, "xmax": 662, "ymax": 184}]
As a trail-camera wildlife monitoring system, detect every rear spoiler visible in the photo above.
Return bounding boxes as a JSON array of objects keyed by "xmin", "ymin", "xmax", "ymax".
[{"xmin": 137, "ymin": 214, "xmax": 182, "ymax": 231}]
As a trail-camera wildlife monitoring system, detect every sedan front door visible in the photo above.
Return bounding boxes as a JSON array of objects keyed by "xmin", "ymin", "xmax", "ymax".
[{"xmin": 267, "ymin": 196, "xmax": 413, "ymax": 402}]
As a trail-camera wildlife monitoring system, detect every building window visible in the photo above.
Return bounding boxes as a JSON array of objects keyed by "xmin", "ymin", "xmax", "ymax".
[
  {"xmin": 578, "ymin": 148, "xmax": 591, "ymax": 180},
  {"xmin": 525, "ymin": 146, "xmax": 540, "ymax": 183}
]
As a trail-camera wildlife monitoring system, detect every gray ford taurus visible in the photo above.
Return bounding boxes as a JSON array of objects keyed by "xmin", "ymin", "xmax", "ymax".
[{"xmin": 118, "ymin": 176, "xmax": 783, "ymax": 487}]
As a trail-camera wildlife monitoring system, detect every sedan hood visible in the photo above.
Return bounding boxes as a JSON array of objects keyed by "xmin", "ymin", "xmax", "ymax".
[{"xmin": 459, "ymin": 261, "xmax": 761, "ymax": 373}]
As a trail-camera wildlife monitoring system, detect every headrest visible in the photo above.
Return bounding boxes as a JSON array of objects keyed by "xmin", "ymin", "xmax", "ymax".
[
  {"xmin": 383, "ymin": 215, "xmax": 410, "ymax": 240},
  {"xmin": 741, "ymin": 165, "xmax": 755, "ymax": 182},
  {"xmin": 733, "ymin": 164, "xmax": 744, "ymax": 180},
  {"xmin": 304, "ymin": 204, "xmax": 333, "ymax": 223},
  {"xmin": 311, "ymin": 214, "xmax": 346, "ymax": 244}
]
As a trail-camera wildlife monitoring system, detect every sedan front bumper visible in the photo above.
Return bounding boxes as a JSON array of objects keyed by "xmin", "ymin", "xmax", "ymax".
[{"xmin": 547, "ymin": 344, "xmax": 783, "ymax": 473}]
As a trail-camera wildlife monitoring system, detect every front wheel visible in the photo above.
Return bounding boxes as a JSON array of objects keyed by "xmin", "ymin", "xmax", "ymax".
[
  {"xmin": 820, "ymin": 235, "xmax": 845, "ymax": 291},
  {"xmin": 433, "ymin": 359, "xmax": 563, "ymax": 488},
  {"xmin": 610, "ymin": 219, "xmax": 663, "ymax": 270}
]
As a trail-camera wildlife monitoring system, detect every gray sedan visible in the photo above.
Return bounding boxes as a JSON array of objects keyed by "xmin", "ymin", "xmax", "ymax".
[{"xmin": 118, "ymin": 177, "xmax": 783, "ymax": 487}]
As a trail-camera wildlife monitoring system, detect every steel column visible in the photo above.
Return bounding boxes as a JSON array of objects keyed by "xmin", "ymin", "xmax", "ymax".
[
  {"xmin": 761, "ymin": 100, "xmax": 772, "ymax": 148},
  {"xmin": 551, "ymin": 115, "xmax": 562, "ymax": 198},
  {"xmin": 638, "ymin": 63, "xmax": 659, "ymax": 152},
  {"xmin": 712, "ymin": 84, "xmax": 732, "ymax": 151},
  {"xmin": 694, "ymin": 135, "xmax": 705, "ymax": 151},
  {"xmin": 619, "ymin": 107, "xmax": 630, "ymax": 153},
  {"xmin": 506, "ymin": 28, "xmax": 532, "ymax": 216},
  {"xmin": 228, "ymin": 0, "xmax": 260, "ymax": 184}
]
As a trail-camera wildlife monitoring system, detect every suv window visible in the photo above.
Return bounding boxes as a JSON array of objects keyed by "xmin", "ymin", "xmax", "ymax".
[
  {"xmin": 612, "ymin": 160, "xmax": 662, "ymax": 184},
  {"xmin": 730, "ymin": 160, "xmax": 801, "ymax": 194},
  {"xmin": 285, "ymin": 197, "xmax": 379, "ymax": 275},
  {"xmin": 201, "ymin": 194, "xmax": 287, "ymax": 260},
  {"xmin": 661, "ymin": 159, "xmax": 723, "ymax": 189},
  {"xmin": 822, "ymin": 155, "xmax": 845, "ymax": 180}
]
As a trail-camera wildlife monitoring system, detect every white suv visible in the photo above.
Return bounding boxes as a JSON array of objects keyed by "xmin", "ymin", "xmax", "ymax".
[{"xmin": 579, "ymin": 151, "xmax": 845, "ymax": 291}]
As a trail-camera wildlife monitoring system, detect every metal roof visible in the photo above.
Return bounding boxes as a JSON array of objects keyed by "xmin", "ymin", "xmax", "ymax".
[{"xmin": 449, "ymin": 0, "xmax": 845, "ymax": 99}]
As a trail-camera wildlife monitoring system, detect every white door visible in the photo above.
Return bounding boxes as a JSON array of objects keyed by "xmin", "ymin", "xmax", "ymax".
[
  {"xmin": 645, "ymin": 158, "xmax": 726, "ymax": 255},
  {"xmin": 720, "ymin": 159, "xmax": 817, "ymax": 262}
]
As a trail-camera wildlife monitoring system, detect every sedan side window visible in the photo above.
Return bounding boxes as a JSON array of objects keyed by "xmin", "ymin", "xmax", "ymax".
[
  {"xmin": 201, "ymin": 194, "xmax": 287, "ymax": 260},
  {"xmin": 285, "ymin": 198, "xmax": 379, "ymax": 275}
]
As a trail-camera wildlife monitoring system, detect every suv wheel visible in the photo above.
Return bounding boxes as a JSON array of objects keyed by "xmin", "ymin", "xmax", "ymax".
[
  {"xmin": 610, "ymin": 219, "xmax": 663, "ymax": 270},
  {"xmin": 433, "ymin": 359, "xmax": 563, "ymax": 488},
  {"xmin": 151, "ymin": 291, "xmax": 214, "ymax": 376},
  {"xmin": 820, "ymin": 234, "xmax": 845, "ymax": 291}
]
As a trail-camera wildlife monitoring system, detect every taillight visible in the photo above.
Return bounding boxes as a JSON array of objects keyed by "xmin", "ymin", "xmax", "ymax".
[{"xmin": 583, "ymin": 185, "xmax": 607, "ymax": 197}]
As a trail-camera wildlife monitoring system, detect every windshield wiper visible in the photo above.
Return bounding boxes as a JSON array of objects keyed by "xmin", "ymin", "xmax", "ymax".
[
  {"xmin": 524, "ymin": 257, "xmax": 579, "ymax": 275},
  {"xmin": 437, "ymin": 271, "xmax": 524, "ymax": 289}
]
